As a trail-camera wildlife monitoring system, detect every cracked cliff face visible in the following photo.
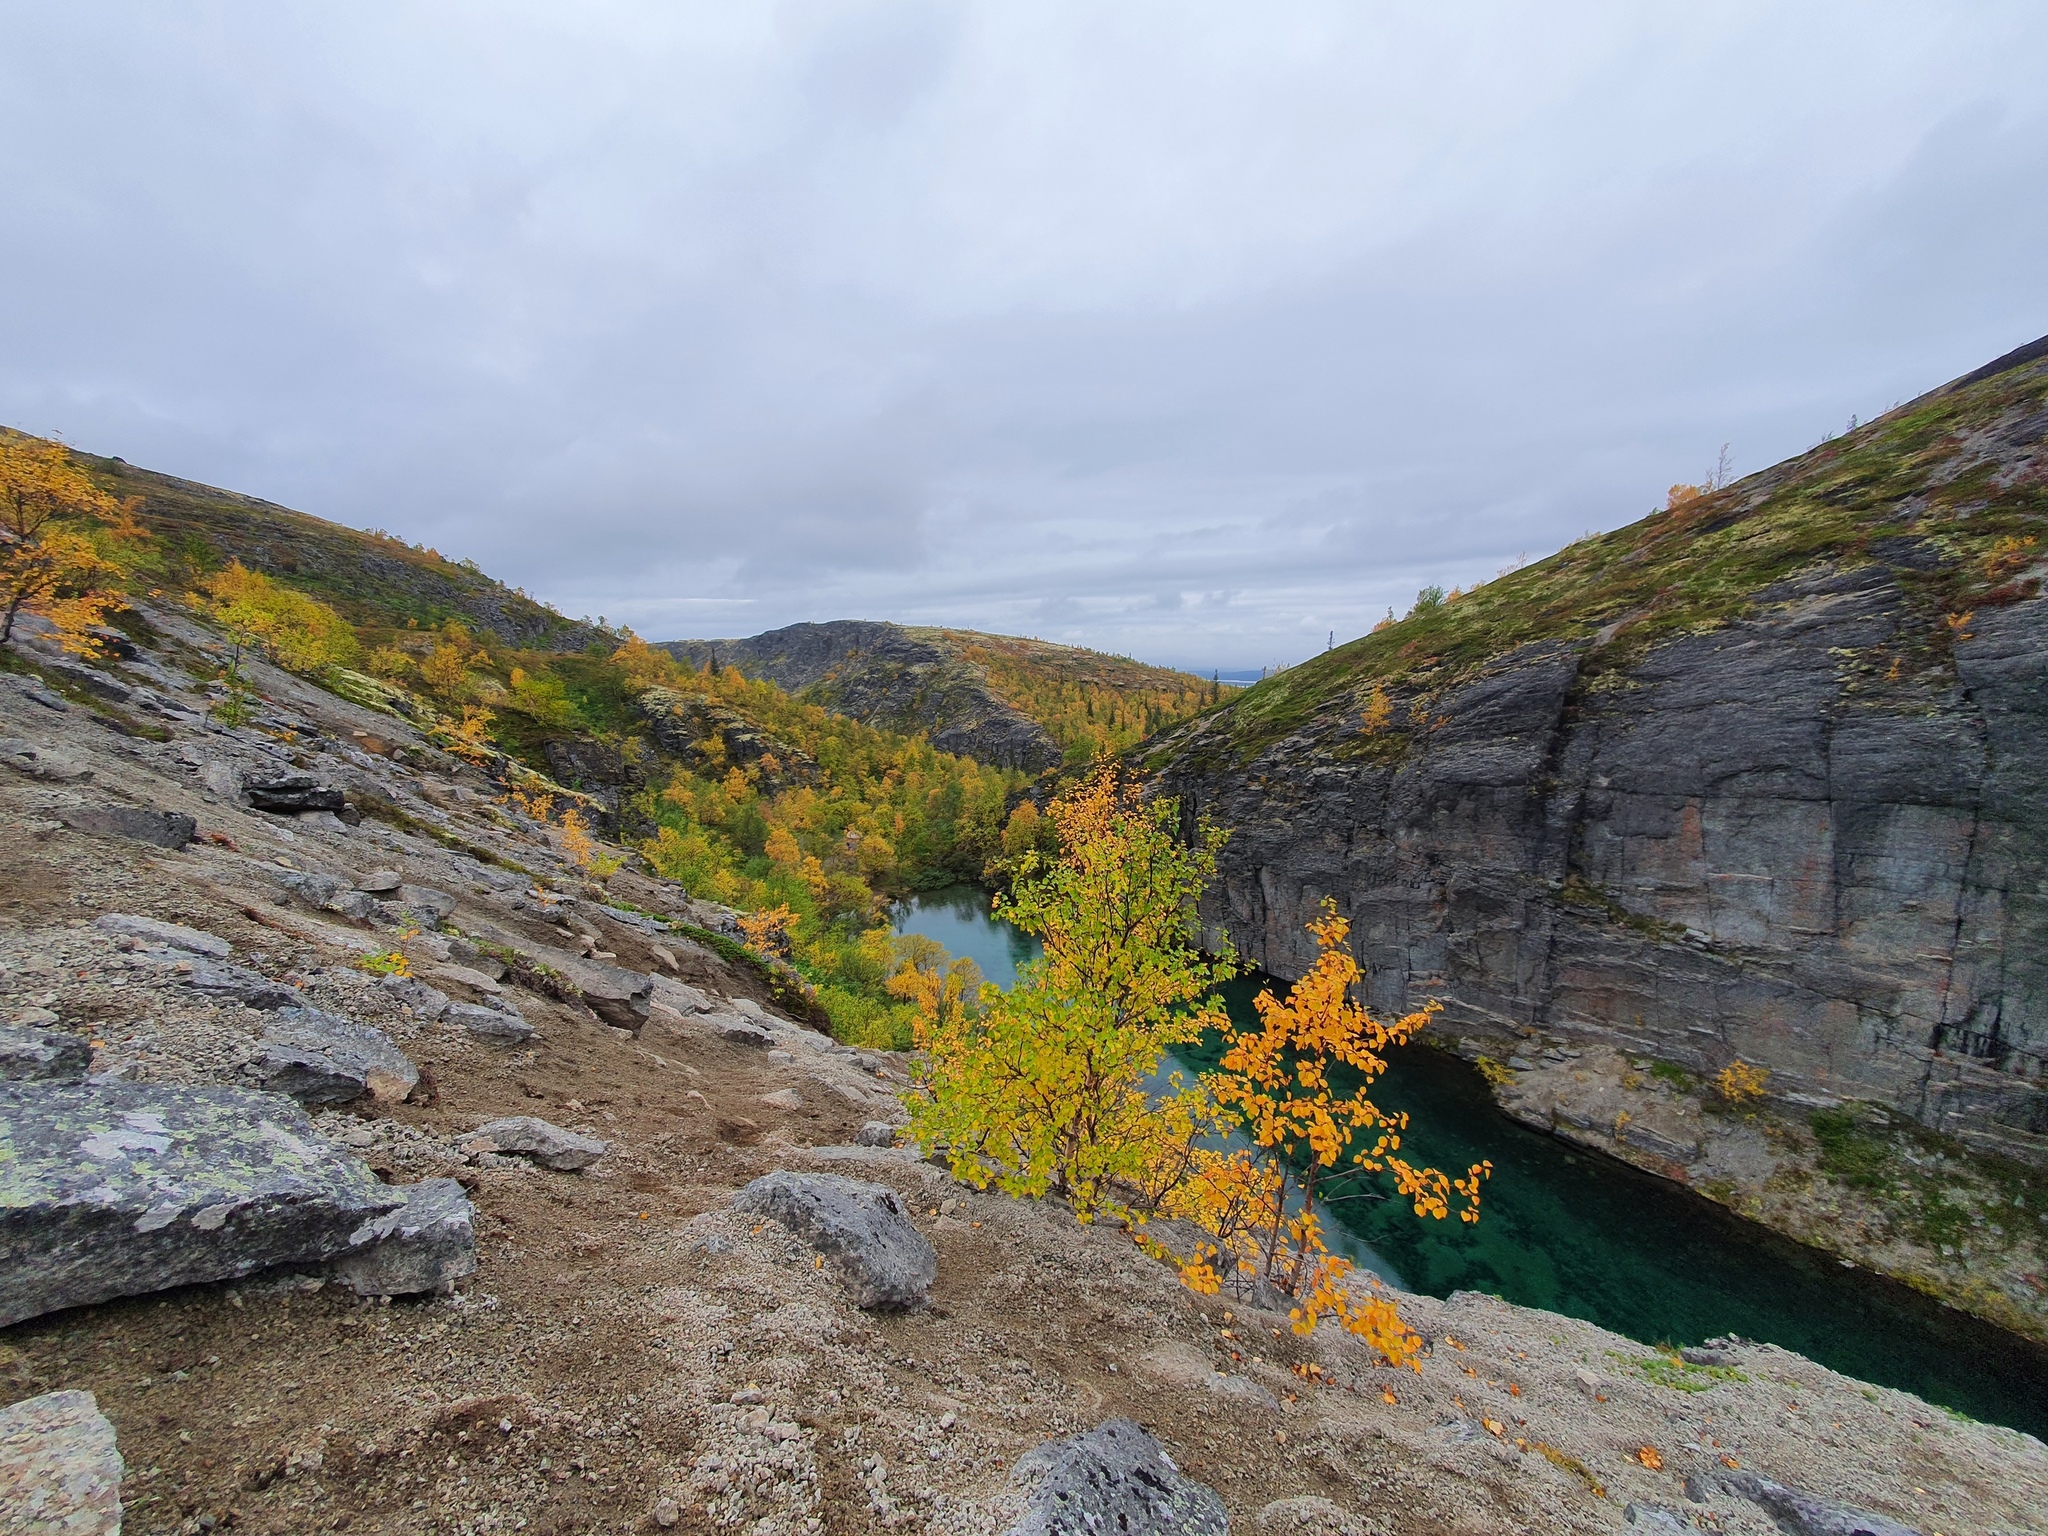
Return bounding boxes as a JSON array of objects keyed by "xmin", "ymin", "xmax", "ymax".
[{"xmin": 1154, "ymin": 343, "xmax": 2048, "ymax": 1168}]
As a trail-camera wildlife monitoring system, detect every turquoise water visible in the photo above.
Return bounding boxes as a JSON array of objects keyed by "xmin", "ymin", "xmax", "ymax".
[{"xmin": 889, "ymin": 889, "xmax": 2048, "ymax": 1438}]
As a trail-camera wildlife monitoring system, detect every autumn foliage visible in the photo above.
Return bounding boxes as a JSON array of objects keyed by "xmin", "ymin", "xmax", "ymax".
[
  {"xmin": 907, "ymin": 768, "xmax": 1489, "ymax": 1363},
  {"xmin": 0, "ymin": 437, "xmax": 147, "ymax": 656}
]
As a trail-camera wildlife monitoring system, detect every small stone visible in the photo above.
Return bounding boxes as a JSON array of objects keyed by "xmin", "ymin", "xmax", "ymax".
[
  {"xmin": 0, "ymin": 1389, "xmax": 124, "ymax": 1534},
  {"xmin": 355, "ymin": 869, "xmax": 405, "ymax": 894},
  {"xmin": 94, "ymin": 912, "xmax": 232, "ymax": 958},
  {"xmin": 854, "ymin": 1120, "xmax": 898, "ymax": 1148},
  {"xmin": 472, "ymin": 1115, "xmax": 607, "ymax": 1171},
  {"xmin": 762, "ymin": 1088, "xmax": 803, "ymax": 1110},
  {"xmin": 653, "ymin": 1498, "xmax": 681, "ymax": 1528}
]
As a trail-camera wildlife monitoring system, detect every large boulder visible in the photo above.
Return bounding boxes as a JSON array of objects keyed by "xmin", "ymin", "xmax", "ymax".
[
  {"xmin": 1005, "ymin": 1418, "xmax": 1227, "ymax": 1536},
  {"xmin": 1721, "ymin": 1472, "xmax": 1924, "ymax": 1536},
  {"xmin": 445, "ymin": 1002, "xmax": 535, "ymax": 1043},
  {"xmin": 327, "ymin": 1178, "xmax": 477, "ymax": 1298},
  {"xmin": 0, "ymin": 1023, "xmax": 90, "ymax": 1083},
  {"xmin": 469, "ymin": 1116, "xmax": 606, "ymax": 1170},
  {"xmin": 249, "ymin": 1008, "xmax": 419, "ymax": 1105},
  {"xmin": 0, "ymin": 1081, "xmax": 405, "ymax": 1327},
  {"xmin": 0, "ymin": 1389, "xmax": 124, "ymax": 1534},
  {"xmin": 731, "ymin": 1171, "xmax": 935, "ymax": 1311},
  {"xmin": 554, "ymin": 955, "xmax": 653, "ymax": 1031}
]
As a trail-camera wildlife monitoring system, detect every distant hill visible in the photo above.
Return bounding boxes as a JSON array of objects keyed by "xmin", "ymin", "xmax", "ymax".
[
  {"xmin": 49, "ymin": 440, "xmax": 604, "ymax": 649},
  {"xmin": 667, "ymin": 621, "xmax": 1219, "ymax": 772}
]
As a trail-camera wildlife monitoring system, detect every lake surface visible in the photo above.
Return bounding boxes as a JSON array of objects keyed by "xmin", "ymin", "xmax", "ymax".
[{"xmin": 890, "ymin": 886, "xmax": 2048, "ymax": 1437}]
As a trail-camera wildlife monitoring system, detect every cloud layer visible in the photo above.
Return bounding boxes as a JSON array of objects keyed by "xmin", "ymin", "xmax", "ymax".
[{"xmin": 3, "ymin": 3, "xmax": 2043, "ymax": 669}]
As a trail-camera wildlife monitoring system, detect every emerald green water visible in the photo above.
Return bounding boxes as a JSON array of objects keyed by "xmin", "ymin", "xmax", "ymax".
[{"xmin": 891, "ymin": 890, "xmax": 2048, "ymax": 1439}]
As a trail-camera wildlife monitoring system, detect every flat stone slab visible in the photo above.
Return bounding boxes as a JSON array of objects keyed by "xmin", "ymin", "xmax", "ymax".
[
  {"xmin": 445, "ymin": 1002, "xmax": 535, "ymax": 1043},
  {"xmin": 355, "ymin": 868, "xmax": 405, "ymax": 894},
  {"xmin": 702, "ymin": 1010, "xmax": 774, "ymax": 1048},
  {"xmin": 649, "ymin": 974, "xmax": 713, "ymax": 1015},
  {"xmin": 178, "ymin": 958, "xmax": 300, "ymax": 1010},
  {"xmin": 0, "ymin": 1389, "xmax": 124, "ymax": 1534},
  {"xmin": 328, "ymin": 1177, "xmax": 477, "ymax": 1298},
  {"xmin": 244, "ymin": 773, "xmax": 345, "ymax": 813},
  {"xmin": 59, "ymin": 806, "xmax": 196, "ymax": 848},
  {"xmin": 470, "ymin": 1116, "xmax": 606, "ymax": 1170},
  {"xmin": 0, "ymin": 1024, "xmax": 90, "ymax": 1083},
  {"xmin": 250, "ymin": 1008, "xmax": 418, "ymax": 1105},
  {"xmin": 732, "ymin": 1170, "xmax": 935, "ymax": 1311},
  {"xmin": 94, "ymin": 912, "xmax": 232, "ymax": 958},
  {"xmin": 1005, "ymin": 1418, "xmax": 1226, "ymax": 1536},
  {"xmin": 1722, "ymin": 1471, "xmax": 1924, "ymax": 1536},
  {"xmin": 0, "ymin": 1081, "xmax": 404, "ymax": 1327}
]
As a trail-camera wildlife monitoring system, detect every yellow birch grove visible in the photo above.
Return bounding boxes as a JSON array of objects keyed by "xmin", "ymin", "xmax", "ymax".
[{"xmin": 0, "ymin": 437, "xmax": 147, "ymax": 656}]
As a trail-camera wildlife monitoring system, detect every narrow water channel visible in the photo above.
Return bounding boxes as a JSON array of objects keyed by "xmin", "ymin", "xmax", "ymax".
[{"xmin": 889, "ymin": 885, "xmax": 2048, "ymax": 1438}]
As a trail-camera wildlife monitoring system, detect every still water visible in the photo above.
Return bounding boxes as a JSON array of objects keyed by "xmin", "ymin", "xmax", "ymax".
[{"xmin": 889, "ymin": 885, "xmax": 2048, "ymax": 1438}]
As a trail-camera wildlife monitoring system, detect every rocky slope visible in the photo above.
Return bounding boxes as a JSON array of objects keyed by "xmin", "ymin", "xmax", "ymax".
[
  {"xmin": 667, "ymin": 622, "xmax": 1212, "ymax": 773},
  {"xmin": 40, "ymin": 434, "xmax": 606, "ymax": 648},
  {"xmin": 1151, "ymin": 337, "xmax": 2048, "ymax": 1339},
  {"xmin": 7, "ymin": 578, "xmax": 2044, "ymax": 1534}
]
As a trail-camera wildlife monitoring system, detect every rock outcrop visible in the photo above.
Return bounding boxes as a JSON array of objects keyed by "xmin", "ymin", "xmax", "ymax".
[
  {"xmin": 1005, "ymin": 1417, "xmax": 1228, "ymax": 1536},
  {"xmin": 1154, "ymin": 338, "xmax": 2048, "ymax": 1168}
]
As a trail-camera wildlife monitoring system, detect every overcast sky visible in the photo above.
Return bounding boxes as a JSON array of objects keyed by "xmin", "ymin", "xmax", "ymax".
[{"xmin": 3, "ymin": 4, "xmax": 2043, "ymax": 671}]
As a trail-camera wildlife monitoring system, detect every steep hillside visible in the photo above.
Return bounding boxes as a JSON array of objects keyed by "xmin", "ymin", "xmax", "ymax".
[
  {"xmin": 667, "ymin": 621, "xmax": 1217, "ymax": 772},
  {"xmin": 1152, "ymin": 334, "xmax": 2048, "ymax": 1336},
  {"xmin": 43, "ymin": 437, "xmax": 605, "ymax": 648}
]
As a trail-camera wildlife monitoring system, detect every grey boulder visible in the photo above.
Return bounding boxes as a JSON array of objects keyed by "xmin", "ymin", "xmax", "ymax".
[
  {"xmin": 249, "ymin": 1008, "xmax": 419, "ymax": 1105},
  {"xmin": 0, "ymin": 1389, "xmax": 124, "ymax": 1534},
  {"xmin": 1005, "ymin": 1418, "xmax": 1227, "ymax": 1536},
  {"xmin": 555, "ymin": 955, "xmax": 653, "ymax": 1031},
  {"xmin": 327, "ymin": 1177, "xmax": 477, "ymax": 1297},
  {"xmin": 732, "ymin": 1171, "xmax": 935, "ymax": 1311},
  {"xmin": 378, "ymin": 973, "xmax": 451, "ymax": 1020},
  {"xmin": 178, "ymin": 958, "xmax": 301, "ymax": 1010},
  {"xmin": 446, "ymin": 1002, "xmax": 535, "ymax": 1043},
  {"xmin": 470, "ymin": 1116, "xmax": 606, "ymax": 1170},
  {"xmin": 95, "ymin": 912, "xmax": 233, "ymax": 957},
  {"xmin": 355, "ymin": 868, "xmax": 405, "ymax": 894},
  {"xmin": 59, "ymin": 806, "xmax": 197, "ymax": 849},
  {"xmin": 1722, "ymin": 1472, "xmax": 1924, "ymax": 1536},
  {"xmin": 0, "ymin": 737, "xmax": 93, "ymax": 782},
  {"xmin": 854, "ymin": 1120, "xmax": 899, "ymax": 1148},
  {"xmin": 0, "ymin": 1023, "xmax": 90, "ymax": 1082},
  {"xmin": 703, "ymin": 1010, "xmax": 774, "ymax": 1048},
  {"xmin": 0, "ymin": 1080, "xmax": 405, "ymax": 1326},
  {"xmin": 244, "ymin": 772, "xmax": 346, "ymax": 813},
  {"xmin": 394, "ymin": 884, "xmax": 457, "ymax": 925}
]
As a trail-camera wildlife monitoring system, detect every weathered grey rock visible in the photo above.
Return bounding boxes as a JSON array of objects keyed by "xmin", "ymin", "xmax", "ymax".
[
  {"xmin": 445, "ymin": 1002, "xmax": 534, "ymax": 1043},
  {"xmin": 244, "ymin": 772, "xmax": 346, "ymax": 813},
  {"xmin": 327, "ymin": 1177, "xmax": 477, "ymax": 1297},
  {"xmin": 1005, "ymin": 1418, "xmax": 1226, "ymax": 1536},
  {"xmin": 59, "ymin": 806, "xmax": 196, "ymax": 849},
  {"xmin": 470, "ymin": 1116, "xmax": 606, "ymax": 1170},
  {"xmin": 430, "ymin": 962, "xmax": 503, "ymax": 995},
  {"xmin": 0, "ymin": 737, "xmax": 94, "ymax": 782},
  {"xmin": 649, "ymin": 974, "xmax": 713, "ymax": 1015},
  {"xmin": 396, "ymin": 884, "xmax": 457, "ymax": 924},
  {"xmin": 1721, "ymin": 1472, "xmax": 1923, "ymax": 1536},
  {"xmin": 553, "ymin": 955, "xmax": 653, "ymax": 1031},
  {"xmin": 732, "ymin": 1170, "xmax": 935, "ymax": 1311},
  {"xmin": 355, "ymin": 868, "xmax": 405, "ymax": 893},
  {"xmin": 178, "ymin": 958, "xmax": 300, "ymax": 1010},
  {"xmin": 378, "ymin": 973, "xmax": 451, "ymax": 1019},
  {"xmin": 0, "ymin": 1389, "xmax": 124, "ymax": 1533},
  {"xmin": 0, "ymin": 1023, "xmax": 90, "ymax": 1082},
  {"xmin": 1623, "ymin": 1505, "xmax": 1688, "ymax": 1534},
  {"xmin": 703, "ymin": 1010, "xmax": 774, "ymax": 1048},
  {"xmin": 269, "ymin": 867, "xmax": 378, "ymax": 922},
  {"xmin": 95, "ymin": 912, "xmax": 232, "ymax": 957},
  {"xmin": 250, "ymin": 1008, "xmax": 419, "ymax": 1105},
  {"xmin": 854, "ymin": 1120, "xmax": 899, "ymax": 1148},
  {"xmin": 0, "ymin": 1080, "xmax": 405, "ymax": 1326}
]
